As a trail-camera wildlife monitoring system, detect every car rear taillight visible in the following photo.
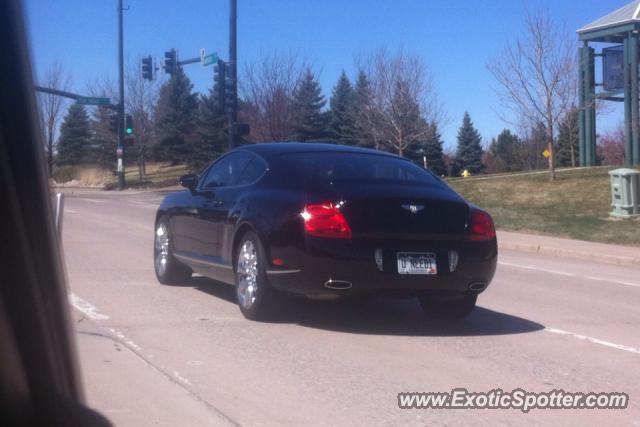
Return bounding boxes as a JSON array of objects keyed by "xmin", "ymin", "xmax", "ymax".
[
  {"xmin": 469, "ymin": 209, "xmax": 496, "ymax": 241},
  {"xmin": 301, "ymin": 203, "xmax": 352, "ymax": 239}
]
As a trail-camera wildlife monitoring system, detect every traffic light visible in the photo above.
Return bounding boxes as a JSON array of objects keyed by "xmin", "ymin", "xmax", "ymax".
[
  {"xmin": 225, "ymin": 76, "xmax": 236, "ymax": 113},
  {"xmin": 141, "ymin": 56, "xmax": 153, "ymax": 80},
  {"xmin": 109, "ymin": 113, "xmax": 119, "ymax": 134},
  {"xmin": 125, "ymin": 114, "xmax": 133, "ymax": 135},
  {"xmin": 163, "ymin": 49, "xmax": 177, "ymax": 75},
  {"xmin": 213, "ymin": 59, "xmax": 226, "ymax": 111}
]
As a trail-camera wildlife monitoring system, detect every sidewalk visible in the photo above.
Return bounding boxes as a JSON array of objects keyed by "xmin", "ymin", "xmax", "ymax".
[
  {"xmin": 498, "ymin": 230, "xmax": 640, "ymax": 267},
  {"xmin": 73, "ymin": 312, "xmax": 232, "ymax": 427}
]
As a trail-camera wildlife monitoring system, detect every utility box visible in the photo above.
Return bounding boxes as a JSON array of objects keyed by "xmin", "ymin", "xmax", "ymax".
[{"xmin": 609, "ymin": 168, "xmax": 640, "ymax": 218}]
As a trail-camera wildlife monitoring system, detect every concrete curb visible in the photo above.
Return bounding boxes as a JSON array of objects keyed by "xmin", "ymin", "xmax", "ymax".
[{"xmin": 499, "ymin": 240, "xmax": 640, "ymax": 268}]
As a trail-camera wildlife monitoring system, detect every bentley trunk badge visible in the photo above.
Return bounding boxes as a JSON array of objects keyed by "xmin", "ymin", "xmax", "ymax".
[{"xmin": 402, "ymin": 204, "xmax": 424, "ymax": 214}]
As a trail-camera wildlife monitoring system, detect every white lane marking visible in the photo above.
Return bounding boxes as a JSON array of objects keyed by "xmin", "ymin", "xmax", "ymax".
[
  {"xmin": 107, "ymin": 328, "xmax": 141, "ymax": 351},
  {"xmin": 499, "ymin": 261, "xmax": 640, "ymax": 288},
  {"xmin": 68, "ymin": 293, "xmax": 109, "ymax": 320},
  {"xmin": 581, "ymin": 275, "xmax": 640, "ymax": 288},
  {"xmin": 545, "ymin": 327, "xmax": 640, "ymax": 355},
  {"xmin": 500, "ymin": 261, "xmax": 576, "ymax": 277},
  {"xmin": 64, "ymin": 209, "xmax": 78, "ymax": 214},
  {"xmin": 173, "ymin": 371, "xmax": 193, "ymax": 385},
  {"xmin": 83, "ymin": 198, "xmax": 105, "ymax": 204}
]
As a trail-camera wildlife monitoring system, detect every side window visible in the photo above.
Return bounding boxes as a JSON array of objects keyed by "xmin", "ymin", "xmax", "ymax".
[
  {"xmin": 200, "ymin": 153, "xmax": 251, "ymax": 188},
  {"xmin": 235, "ymin": 158, "xmax": 267, "ymax": 186}
]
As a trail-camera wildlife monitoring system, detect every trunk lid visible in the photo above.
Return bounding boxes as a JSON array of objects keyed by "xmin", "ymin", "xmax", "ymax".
[{"xmin": 317, "ymin": 183, "xmax": 470, "ymax": 240}]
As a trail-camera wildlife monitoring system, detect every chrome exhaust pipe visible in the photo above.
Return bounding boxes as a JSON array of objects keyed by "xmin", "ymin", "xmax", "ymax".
[
  {"xmin": 468, "ymin": 282, "xmax": 487, "ymax": 292},
  {"xmin": 324, "ymin": 279, "xmax": 353, "ymax": 290}
]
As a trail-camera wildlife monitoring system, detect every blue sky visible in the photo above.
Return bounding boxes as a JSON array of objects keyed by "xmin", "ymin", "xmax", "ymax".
[{"xmin": 25, "ymin": 0, "xmax": 624, "ymax": 149}]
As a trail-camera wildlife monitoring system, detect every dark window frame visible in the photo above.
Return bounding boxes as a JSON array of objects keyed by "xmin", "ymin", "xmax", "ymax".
[{"xmin": 198, "ymin": 150, "xmax": 269, "ymax": 190}]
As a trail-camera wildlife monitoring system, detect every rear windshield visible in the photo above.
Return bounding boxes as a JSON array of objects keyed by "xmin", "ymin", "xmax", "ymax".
[{"xmin": 280, "ymin": 151, "xmax": 443, "ymax": 187}]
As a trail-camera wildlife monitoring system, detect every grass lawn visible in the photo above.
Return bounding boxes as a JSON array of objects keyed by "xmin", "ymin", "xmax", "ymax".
[
  {"xmin": 52, "ymin": 162, "xmax": 193, "ymax": 190},
  {"xmin": 119, "ymin": 162, "xmax": 192, "ymax": 189},
  {"xmin": 120, "ymin": 162, "xmax": 191, "ymax": 187},
  {"xmin": 448, "ymin": 167, "xmax": 640, "ymax": 246}
]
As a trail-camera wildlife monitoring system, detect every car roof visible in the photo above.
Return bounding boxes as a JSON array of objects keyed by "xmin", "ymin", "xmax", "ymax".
[{"xmin": 235, "ymin": 142, "xmax": 401, "ymax": 160}]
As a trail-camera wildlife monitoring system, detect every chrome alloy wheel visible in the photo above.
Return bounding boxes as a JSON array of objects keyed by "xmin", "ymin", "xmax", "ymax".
[
  {"xmin": 155, "ymin": 223, "xmax": 170, "ymax": 276},
  {"xmin": 236, "ymin": 240, "xmax": 259, "ymax": 310}
]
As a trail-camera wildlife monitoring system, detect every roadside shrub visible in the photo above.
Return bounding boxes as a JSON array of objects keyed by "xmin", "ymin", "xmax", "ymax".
[
  {"xmin": 52, "ymin": 165, "xmax": 78, "ymax": 183},
  {"xmin": 52, "ymin": 164, "xmax": 113, "ymax": 186}
]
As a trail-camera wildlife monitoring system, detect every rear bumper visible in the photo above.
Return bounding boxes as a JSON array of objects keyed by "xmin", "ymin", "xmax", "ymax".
[{"xmin": 267, "ymin": 237, "xmax": 497, "ymax": 297}]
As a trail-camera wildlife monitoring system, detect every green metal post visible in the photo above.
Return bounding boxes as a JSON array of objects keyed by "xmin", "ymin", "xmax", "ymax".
[
  {"xmin": 584, "ymin": 46, "xmax": 595, "ymax": 166},
  {"xmin": 578, "ymin": 46, "xmax": 586, "ymax": 167},
  {"xmin": 624, "ymin": 37, "xmax": 633, "ymax": 166},
  {"xmin": 590, "ymin": 99, "xmax": 596, "ymax": 165},
  {"xmin": 633, "ymin": 33, "xmax": 640, "ymax": 166},
  {"xmin": 590, "ymin": 47, "xmax": 596, "ymax": 165}
]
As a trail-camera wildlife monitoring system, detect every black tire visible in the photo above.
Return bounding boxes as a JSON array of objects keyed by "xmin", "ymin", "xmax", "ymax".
[
  {"xmin": 234, "ymin": 231, "xmax": 281, "ymax": 321},
  {"xmin": 154, "ymin": 217, "xmax": 191, "ymax": 285},
  {"xmin": 418, "ymin": 293, "xmax": 477, "ymax": 319}
]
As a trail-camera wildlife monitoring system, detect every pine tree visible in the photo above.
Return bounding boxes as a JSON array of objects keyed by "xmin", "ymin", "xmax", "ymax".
[
  {"xmin": 153, "ymin": 67, "xmax": 198, "ymax": 163},
  {"xmin": 328, "ymin": 71, "xmax": 356, "ymax": 145},
  {"xmin": 408, "ymin": 122, "xmax": 446, "ymax": 176},
  {"xmin": 454, "ymin": 112, "xmax": 485, "ymax": 174},
  {"xmin": 291, "ymin": 69, "xmax": 327, "ymax": 141},
  {"xmin": 57, "ymin": 103, "xmax": 92, "ymax": 165},
  {"xmin": 489, "ymin": 129, "xmax": 521, "ymax": 172},
  {"xmin": 556, "ymin": 108, "xmax": 579, "ymax": 167},
  {"xmin": 404, "ymin": 128, "xmax": 424, "ymax": 164},
  {"xmin": 421, "ymin": 122, "xmax": 447, "ymax": 176},
  {"xmin": 522, "ymin": 122, "xmax": 548, "ymax": 170},
  {"xmin": 89, "ymin": 107, "xmax": 117, "ymax": 168},
  {"xmin": 188, "ymin": 90, "xmax": 227, "ymax": 170},
  {"xmin": 352, "ymin": 70, "xmax": 375, "ymax": 148}
]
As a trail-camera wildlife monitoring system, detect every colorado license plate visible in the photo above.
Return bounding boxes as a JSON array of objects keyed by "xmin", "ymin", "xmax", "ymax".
[{"xmin": 397, "ymin": 252, "xmax": 437, "ymax": 275}]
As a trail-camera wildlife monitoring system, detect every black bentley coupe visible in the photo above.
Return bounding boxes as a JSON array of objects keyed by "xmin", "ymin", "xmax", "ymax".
[{"xmin": 154, "ymin": 143, "xmax": 497, "ymax": 320}]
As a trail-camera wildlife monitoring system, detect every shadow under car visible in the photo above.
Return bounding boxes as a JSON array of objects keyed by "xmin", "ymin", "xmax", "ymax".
[{"xmin": 170, "ymin": 276, "xmax": 544, "ymax": 337}]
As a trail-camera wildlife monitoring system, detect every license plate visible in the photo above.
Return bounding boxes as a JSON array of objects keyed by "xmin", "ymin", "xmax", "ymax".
[{"xmin": 397, "ymin": 252, "xmax": 437, "ymax": 275}]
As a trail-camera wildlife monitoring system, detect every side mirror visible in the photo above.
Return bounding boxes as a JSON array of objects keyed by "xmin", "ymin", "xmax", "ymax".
[{"xmin": 179, "ymin": 174, "xmax": 198, "ymax": 190}]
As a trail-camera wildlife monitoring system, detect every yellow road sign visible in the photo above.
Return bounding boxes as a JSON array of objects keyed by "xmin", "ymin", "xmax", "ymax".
[{"xmin": 542, "ymin": 148, "xmax": 550, "ymax": 158}]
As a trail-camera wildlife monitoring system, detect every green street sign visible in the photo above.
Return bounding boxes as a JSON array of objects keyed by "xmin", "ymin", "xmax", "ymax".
[
  {"xmin": 202, "ymin": 53, "xmax": 218, "ymax": 67},
  {"xmin": 77, "ymin": 96, "xmax": 111, "ymax": 106}
]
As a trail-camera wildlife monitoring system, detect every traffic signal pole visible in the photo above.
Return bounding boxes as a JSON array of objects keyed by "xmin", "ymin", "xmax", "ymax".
[
  {"xmin": 228, "ymin": 0, "xmax": 237, "ymax": 149},
  {"xmin": 139, "ymin": 1, "xmax": 247, "ymax": 150},
  {"xmin": 117, "ymin": 0, "xmax": 126, "ymax": 190}
]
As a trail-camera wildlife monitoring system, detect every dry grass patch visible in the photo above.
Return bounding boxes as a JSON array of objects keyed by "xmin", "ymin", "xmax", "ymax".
[{"xmin": 52, "ymin": 165, "xmax": 112, "ymax": 187}]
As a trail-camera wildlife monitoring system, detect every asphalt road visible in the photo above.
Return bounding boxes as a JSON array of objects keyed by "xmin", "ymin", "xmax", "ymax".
[{"xmin": 60, "ymin": 189, "xmax": 640, "ymax": 426}]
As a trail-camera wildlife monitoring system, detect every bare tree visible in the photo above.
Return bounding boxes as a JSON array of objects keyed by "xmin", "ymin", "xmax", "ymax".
[
  {"xmin": 38, "ymin": 61, "xmax": 71, "ymax": 177},
  {"xmin": 357, "ymin": 48, "xmax": 444, "ymax": 156},
  {"xmin": 126, "ymin": 60, "xmax": 161, "ymax": 179},
  {"xmin": 488, "ymin": 9, "xmax": 576, "ymax": 180},
  {"xmin": 240, "ymin": 51, "xmax": 306, "ymax": 142},
  {"xmin": 86, "ymin": 62, "xmax": 161, "ymax": 179},
  {"xmin": 85, "ymin": 76, "xmax": 117, "ymax": 100}
]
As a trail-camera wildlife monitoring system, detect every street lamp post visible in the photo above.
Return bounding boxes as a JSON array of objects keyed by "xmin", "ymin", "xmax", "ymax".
[
  {"xmin": 228, "ymin": 0, "xmax": 237, "ymax": 149},
  {"xmin": 117, "ymin": 0, "xmax": 126, "ymax": 189}
]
